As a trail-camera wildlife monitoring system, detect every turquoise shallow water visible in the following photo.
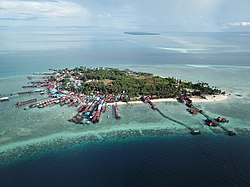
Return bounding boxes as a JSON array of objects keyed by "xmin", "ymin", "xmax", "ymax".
[
  {"xmin": 0, "ymin": 65, "xmax": 249, "ymax": 161},
  {"xmin": 0, "ymin": 31, "xmax": 250, "ymax": 186}
]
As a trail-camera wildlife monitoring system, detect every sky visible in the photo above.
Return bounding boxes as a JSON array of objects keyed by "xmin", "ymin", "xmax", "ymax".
[{"xmin": 0, "ymin": 0, "xmax": 250, "ymax": 32}]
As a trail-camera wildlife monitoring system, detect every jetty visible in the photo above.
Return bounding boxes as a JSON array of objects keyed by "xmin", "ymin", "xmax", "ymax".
[
  {"xmin": 22, "ymin": 84, "xmax": 37, "ymax": 88},
  {"xmin": 113, "ymin": 103, "xmax": 121, "ymax": 119},
  {"xmin": 200, "ymin": 110, "xmax": 236, "ymax": 136},
  {"xmin": 142, "ymin": 96, "xmax": 200, "ymax": 135},
  {"xmin": 178, "ymin": 96, "xmax": 236, "ymax": 136},
  {"xmin": 17, "ymin": 91, "xmax": 34, "ymax": 95},
  {"xmin": 156, "ymin": 108, "xmax": 201, "ymax": 135},
  {"xmin": 14, "ymin": 98, "xmax": 37, "ymax": 107},
  {"xmin": 67, "ymin": 96, "xmax": 108, "ymax": 124},
  {"xmin": 141, "ymin": 96, "xmax": 157, "ymax": 109}
]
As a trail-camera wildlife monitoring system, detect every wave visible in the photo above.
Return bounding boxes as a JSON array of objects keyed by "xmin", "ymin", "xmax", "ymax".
[
  {"xmin": 186, "ymin": 64, "xmax": 250, "ymax": 69},
  {"xmin": 156, "ymin": 47, "xmax": 189, "ymax": 53},
  {"xmin": 185, "ymin": 64, "xmax": 211, "ymax": 68}
]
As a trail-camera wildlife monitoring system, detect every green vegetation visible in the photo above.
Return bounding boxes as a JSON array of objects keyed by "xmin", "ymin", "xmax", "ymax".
[{"xmin": 54, "ymin": 67, "xmax": 222, "ymax": 100}]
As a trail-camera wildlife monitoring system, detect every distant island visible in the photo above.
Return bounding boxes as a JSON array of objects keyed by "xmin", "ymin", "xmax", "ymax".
[{"xmin": 124, "ymin": 32, "xmax": 160, "ymax": 35}]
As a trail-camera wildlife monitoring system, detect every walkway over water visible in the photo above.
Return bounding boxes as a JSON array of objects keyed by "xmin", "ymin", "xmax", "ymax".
[
  {"xmin": 182, "ymin": 97, "xmax": 236, "ymax": 136},
  {"xmin": 155, "ymin": 108, "xmax": 201, "ymax": 135},
  {"xmin": 199, "ymin": 110, "xmax": 236, "ymax": 136}
]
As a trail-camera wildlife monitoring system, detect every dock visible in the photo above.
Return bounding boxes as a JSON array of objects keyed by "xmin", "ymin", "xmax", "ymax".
[
  {"xmin": 199, "ymin": 110, "xmax": 236, "ymax": 136},
  {"xmin": 178, "ymin": 96, "xmax": 236, "ymax": 136},
  {"xmin": 156, "ymin": 108, "xmax": 201, "ymax": 135},
  {"xmin": 113, "ymin": 103, "xmax": 121, "ymax": 119},
  {"xmin": 142, "ymin": 96, "xmax": 200, "ymax": 135},
  {"xmin": 14, "ymin": 98, "xmax": 37, "ymax": 107}
]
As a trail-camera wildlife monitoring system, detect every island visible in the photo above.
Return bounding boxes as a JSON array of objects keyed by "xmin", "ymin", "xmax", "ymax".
[
  {"xmin": 51, "ymin": 67, "xmax": 223, "ymax": 100},
  {"xmin": 0, "ymin": 67, "xmax": 236, "ymax": 164},
  {"xmin": 19, "ymin": 67, "xmax": 226, "ymax": 125},
  {"xmin": 124, "ymin": 32, "xmax": 160, "ymax": 35}
]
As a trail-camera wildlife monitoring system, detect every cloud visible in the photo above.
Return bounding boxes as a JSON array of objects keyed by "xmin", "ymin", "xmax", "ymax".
[
  {"xmin": 229, "ymin": 22, "xmax": 250, "ymax": 27},
  {"xmin": 0, "ymin": 0, "xmax": 89, "ymax": 20}
]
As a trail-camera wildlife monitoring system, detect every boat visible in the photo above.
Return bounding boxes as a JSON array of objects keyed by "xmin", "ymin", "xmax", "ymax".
[{"xmin": 0, "ymin": 97, "xmax": 9, "ymax": 101}]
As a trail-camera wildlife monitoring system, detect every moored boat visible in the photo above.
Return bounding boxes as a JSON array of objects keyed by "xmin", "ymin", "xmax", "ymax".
[{"xmin": 0, "ymin": 97, "xmax": 9, "ymax": 101}]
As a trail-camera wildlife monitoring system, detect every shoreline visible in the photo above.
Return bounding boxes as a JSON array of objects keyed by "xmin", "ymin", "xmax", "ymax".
[
  {"xmin": 0, "ymin": 94, "xmax": 229, "ymax": 151},
  {"xmin": 0, "ymin": 93, "xmax": 229, "ymax": 164},
  {"xmin": 110, "ymin": 94, "xmax": 229, "ymax": 106}
]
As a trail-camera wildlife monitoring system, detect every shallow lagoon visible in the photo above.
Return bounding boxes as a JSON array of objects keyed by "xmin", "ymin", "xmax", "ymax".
[{"xmin": 0, "ymin": 65, "xmax": 250, "ymax": 164}]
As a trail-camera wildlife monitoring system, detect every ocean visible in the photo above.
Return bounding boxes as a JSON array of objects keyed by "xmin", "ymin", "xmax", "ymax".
[
  {"xmin": 1, "ymin": 135, "xmax": 250, "ymax": 187},
  {"xmin": 0, "ymin": 29, "xmax": 250, "ymax": 186}
]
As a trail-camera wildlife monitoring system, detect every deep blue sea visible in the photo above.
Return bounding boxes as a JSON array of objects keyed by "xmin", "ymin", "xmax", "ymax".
[
  {"xmin": 1, "ymin": 135, "xmax": 250, "ymax": 187},
  {"xmin": 1, "ymin": 29, "xmax": 250, "ymax": 187}
]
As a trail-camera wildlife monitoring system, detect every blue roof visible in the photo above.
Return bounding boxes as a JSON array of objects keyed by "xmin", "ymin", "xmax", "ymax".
[{"xmin": 50, "ymin": 89, "xmax": 57, "ymax": 94}]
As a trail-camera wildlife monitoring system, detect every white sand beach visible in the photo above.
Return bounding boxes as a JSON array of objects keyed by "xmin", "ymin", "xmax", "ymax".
[{"xmin": 108, "ymin": 94, "xmax": 229, "ymax": 106}]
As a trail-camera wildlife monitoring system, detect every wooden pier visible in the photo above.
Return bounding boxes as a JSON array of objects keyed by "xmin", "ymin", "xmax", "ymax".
[
  {"xmin": 179, "ymin": 96, "xmax": 236, "ymax": 136},
  {"xmin": 156, "ymin": 108, "xmax": 201, "ymax": 135},
  {"xmin": 113, "ymin": 103, "xmax": 121, "ymax": 119},
  {"xmin": 199, "ymin": 109, "xmax": 236, "ymax": 136},
  {"xmin": 142, "ymin": 96, "xmax": 200, "ymax": 135}
]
